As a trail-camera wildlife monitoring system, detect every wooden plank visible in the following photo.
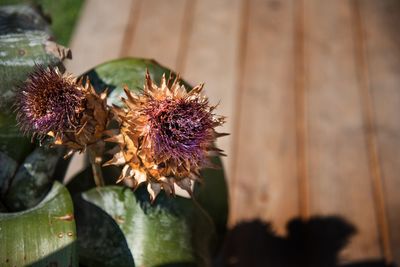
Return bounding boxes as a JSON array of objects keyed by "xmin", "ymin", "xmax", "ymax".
[
  {"xmin": 181, "ymin": 0, "xmax": 242, "ymax": 184},
  {"xmin": 124, "ymin": 0, "xmax": 188, "ymax": 70},
  {"xmin": 231, "ymin": 0, "xmax": 298, "ymax": 234},
  {"xmin": 305, "ymin": 0, "xmax": 381, "ymax": 261},
  {"xmin": 359, "ymin": 0, "xmax": 400, "ymax": 264},
  {"xmin": 65, "ymin": 0, "xmax": 135, "ymax": 74}
]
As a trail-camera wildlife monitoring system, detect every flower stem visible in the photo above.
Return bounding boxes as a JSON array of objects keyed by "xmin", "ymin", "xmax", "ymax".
[{"xmin": 88, "ymin": 143, "xmax": 105, "ymax": 187}]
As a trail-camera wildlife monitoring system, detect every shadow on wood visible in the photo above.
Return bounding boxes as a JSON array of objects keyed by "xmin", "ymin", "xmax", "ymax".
[{"xmin": 219, "ymin": 216, "xmax": 396, "ymax": 267}]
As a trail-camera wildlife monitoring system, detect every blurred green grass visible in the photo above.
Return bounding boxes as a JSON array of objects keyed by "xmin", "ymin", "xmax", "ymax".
[{"xmin": 0, "ymin": 0, "xmax": 84, "ymax": 45}]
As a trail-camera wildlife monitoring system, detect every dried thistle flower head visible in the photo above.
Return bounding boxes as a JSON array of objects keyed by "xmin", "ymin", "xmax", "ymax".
[
  {"xmin": 105, "ymin": 71, "xmax": 226, "ymax": 201},
  {"xmin": 16, "ymin": 65, "xmax": 84, "ymax": 138},
  {"xmin": 15, "ymin": 65, "xmax": 110, "ymax": 156}
]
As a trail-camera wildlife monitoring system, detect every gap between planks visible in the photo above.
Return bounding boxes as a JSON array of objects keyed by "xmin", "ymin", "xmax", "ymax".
[
  {"xmin": 229, "ymin": 0, "xmax": 250, "ymax": 226},
  {"xmin": 175, "ymin": 0, "xmax": 196, "ymax": 73},
  {"xmin": 120, "ymin": 0, "xmax": 143, "ymax": 57},
  {"xmin": 294, "ymin": 0, "xmax": 310, "ymax": 220},
  {"xmin": 351, "ymin": 0, "xmax": 393, "ymax": 263},
  {"xmin": 120, "ymin": 0, "xmax": 195, "ymax": 70}
]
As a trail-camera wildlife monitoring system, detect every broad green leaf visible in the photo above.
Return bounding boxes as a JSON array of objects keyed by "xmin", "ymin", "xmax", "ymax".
[
  {"xmin": 0, "ymin": 152, "xmax": 18, "ymax": 199},
  {"xmin": 4, "ymin": 146, "xmax": 64, "ymax": 211},
  {"xmin": 0, "ymin": 113, "xmax": 34, "ymax": 164},
  {"xmin": 83, "ymin": 58, "xmax": 191, "ymax": 107},
  {"xmin": 75, "ymin": 185, "xmax": 214, "ymax": 267},
  {"xmin": 0, "ymin": 181, "xmax": 77, "ymax": 267}
]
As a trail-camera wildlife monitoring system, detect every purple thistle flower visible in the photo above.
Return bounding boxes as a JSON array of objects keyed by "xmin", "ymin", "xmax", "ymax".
[
  {"xmin": 104, "ymin": 71, "xmax": 226, "ymax": 200},
  {"xmin": 144, "ymin": 97, "xmax": 214, "ymax": 166},
  {"xmin": 15, "ymin": 65, "xmax": 85, "ymax": 138}
]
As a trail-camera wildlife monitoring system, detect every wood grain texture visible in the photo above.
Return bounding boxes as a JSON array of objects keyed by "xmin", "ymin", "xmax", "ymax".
[
  {"xmin": 305, "ymin": 0, "xmax": 381, "ymax": 261},
  {"xmin": 124, "ymin": 0, "xmax": 188, "ymax": 70},
  {"xmin": 231, "ymin": 0, "xmax": 298, "ymax": 234},
  {"xmin": 58, "ymin": 0, "xmax": 400, "ymax": 262},
  {"xmin": 65, "ymin": 0, "xmax": 134, "ymax": 74},
  {"xmin": 181, "ymin": 0, "xmax": 242, "ymax": 184},
  {"xmin": 360, "ymin": 0, "xmax": 400, "ymax": 263}
]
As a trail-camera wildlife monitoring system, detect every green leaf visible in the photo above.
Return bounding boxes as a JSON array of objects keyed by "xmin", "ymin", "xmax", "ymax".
[
  {"xmin": 0, "ymin": 113, "xmax": 34, "ymax": 163},
  {"xmin": 75, "ymin": 185, "xmax": 214, "ymax": 267},
  {"xmin": 195, "ymin": 156, "xmax": 229, "ymax": 250},
  {"xmin": 0, "ymin": 152, "xmax": 18, "ymax": 200},
  {"xmin": 0, "ymin": 181, "xmax": 77, "ymax": 267},
  {"xmin": 84, "ymin": 58, "xmax": 191, "ymax": 107},
  {"xmin": 4, "ymin": 146, "xmax": 64, "ymax": 211}
]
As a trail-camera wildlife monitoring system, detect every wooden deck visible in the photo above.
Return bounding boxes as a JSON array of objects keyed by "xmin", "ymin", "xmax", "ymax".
[{"xmin": 66, "ymin": 0, "xmax": 400, "ymax": 265}]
